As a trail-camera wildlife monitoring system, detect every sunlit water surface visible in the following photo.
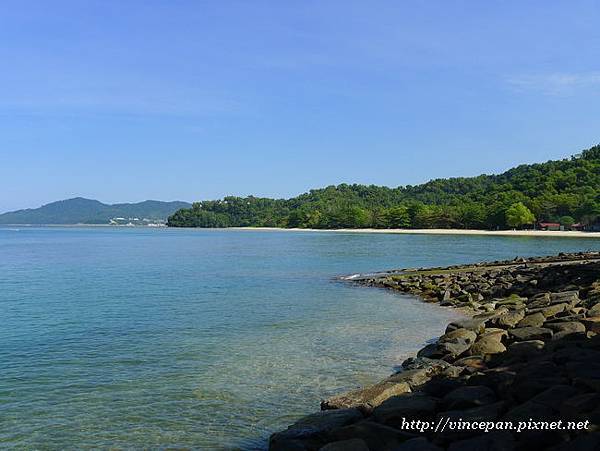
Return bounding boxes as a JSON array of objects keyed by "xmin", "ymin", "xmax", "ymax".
[{"xmin": 1, "ymin": 227, "xmax": 599, "ymax": 449}]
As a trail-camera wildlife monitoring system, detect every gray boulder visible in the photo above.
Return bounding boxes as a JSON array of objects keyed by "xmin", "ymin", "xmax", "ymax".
[
  {"xmin": 538, "ymin": 303, "xmax": 569, "ymax": 318},
  {"xmin": 372, "ymin": 393, "xmax": 438, "ymax": 427},
  {"xmin": 319, "ymin": 439, "xmax": 369, "ymax": 451},
  {"xmin": 322, "ymin": 380, "xmax": 411, "ymax": 411},
  {"xmin": 440, "ymin": 401, "xmax": 505, "ymax": 422},
  {"xmin": 545, "ymin": 321, "xmax": 586, "ymax": 333},
  {"xmin": 493, "ymin": 310, "xmax": 525, "ymax": 328},
  {"xmin": 328, "ymin": 420, "xmax": 416, "ymax": 451},
  {"xmin": 394, "ymin": 437, "xmax": 443, "ymax": 451},
  {"xmin": 442, "ymin": 385, "xmax": 496, "ymax": 410},
  {"xmin": 588, "ymin": 302, "xmax": 600, "ymax": 317},
  {"xmin": 269, "ymin": 408, "xmax": 363, "ymax": 451},
  {"xmin": 440, "ymin": 328, "xmax": 478, "ymax": 344},
  {"xmin": 507, "ymin": 340, "xmax": 545, "ymax": 356},
  {"xmin": 447, "ymin": 431, "xmax": 515, "ymax": 451},
  {"xmin": 469, "ymin": 336, "xmax": 506, "ymax": 356},
  {"xmin": 446, "ymin": 318, "xmax": 486, "ymax": 334},
  {"xmin": 453, "ymin": 355, "xmax": 487, "ymax": 371},
  {"xmin": 582, "ymin": 317, "xmax": 600, "ymax": 334},
  {"xmin": 517, "ymin": 312, "xmax": 546, "ymax": 328},
  {"xmin": 508, "ymin": 327, "xmax": 553, "ymax": 341}
]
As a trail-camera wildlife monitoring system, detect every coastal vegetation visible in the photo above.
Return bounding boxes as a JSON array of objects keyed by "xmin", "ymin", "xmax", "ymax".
[{"xmin": 168, "ymin": 145, "xmax": 600, "ymax": 230}]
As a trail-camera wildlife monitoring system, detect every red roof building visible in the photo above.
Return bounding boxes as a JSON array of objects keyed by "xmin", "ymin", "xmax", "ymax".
[{"xmin": 538, "ymin": 222, "xmax": 562, "ymax": 231}]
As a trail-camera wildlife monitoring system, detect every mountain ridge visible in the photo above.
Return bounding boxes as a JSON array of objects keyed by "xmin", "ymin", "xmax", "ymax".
[{"xmin": 0, "ymin": 198, "xmax": 192, "ymax": 224}]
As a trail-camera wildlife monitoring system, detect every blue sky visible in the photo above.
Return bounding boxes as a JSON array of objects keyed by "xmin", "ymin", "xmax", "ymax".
[{"xmin": 1, "ymin": 1, "xmax": 599, "ymax": 212}]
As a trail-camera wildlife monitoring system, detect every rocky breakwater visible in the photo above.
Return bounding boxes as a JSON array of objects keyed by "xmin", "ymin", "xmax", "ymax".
[{"xmin": 269, "ymin": 252, "xmax": 600, "ymax": 451}]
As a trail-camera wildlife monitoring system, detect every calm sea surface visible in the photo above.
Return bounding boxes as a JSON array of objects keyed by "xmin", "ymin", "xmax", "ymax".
[{"xmin": 1, "ymin": 227, "xmax": 599, "ymax": 449}]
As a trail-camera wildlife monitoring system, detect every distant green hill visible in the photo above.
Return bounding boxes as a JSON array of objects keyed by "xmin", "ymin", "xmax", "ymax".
[
  {"xmin": 0, "ymin": 198, "xmax": 192, "ymax": 224},
  {"xmin": 168, "ymin": 145, "xmax": 600, "ymax": 230}
]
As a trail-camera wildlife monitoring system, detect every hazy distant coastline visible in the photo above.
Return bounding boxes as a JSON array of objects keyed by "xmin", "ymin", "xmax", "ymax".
[{"xmin": 0, "ymin": 198, "xmax": 190, "ymax": 225}]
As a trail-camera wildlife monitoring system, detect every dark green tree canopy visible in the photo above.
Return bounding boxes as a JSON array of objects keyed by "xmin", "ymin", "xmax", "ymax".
[
  {"xmin": 168, "ymin": 145, "xmax": 600, "ymax": 230},
  {"xmin": 505, "ymin": 202, "xmax": 536, "ymax": 229}
]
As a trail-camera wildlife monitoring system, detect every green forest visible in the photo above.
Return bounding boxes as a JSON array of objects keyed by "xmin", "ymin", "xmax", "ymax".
[{"xmin": 167, "ymin": 145, "xmax": 600, "ymax": 230}]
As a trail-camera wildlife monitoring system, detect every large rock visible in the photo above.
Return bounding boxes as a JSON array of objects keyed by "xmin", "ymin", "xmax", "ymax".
[
  {"xmin": 493, "ymin": 309, "xmax": 525, "ymax": 328},
  {"xmin": 319, "ymin": 439, "xmax": 369, "ymax": 451},
  {"xmin": 560, "ymin": 393, "xmax": 600, "ymax": 420},
  {"xmin": 442, "ymin": 385, "xmax": 496, "ymax": 410},
  {"xmin": 438, "ymin": 338, "xmax": 474, "ymax": 360},
  {"xmin": 420, "ymin": 377, "xmax": 465, "ymax": 398},
  {"xmin": 417, "ymin": 343, "xmax": 441, "ymax": 359},
  {"xmin": 453, "ymin": 355, "xmax": 487, "ymax": 371},
  {"xmin": 582, "ymin": 317, "xmax": 600, "ymax": 334},
  {"xmin": 447, "ymin": 431, "xmax": 515, "ymax": 451},
  {"xmin": 509, "ymin": 361, "xmax": 569, "ymax": 402},
  {"xmin": 537, "ymin": 303, "xmax": 569, "ymax": 318},
  {"xmin": 372, "ymin": 393, "xmax": 438, "ymax": 427},
  {"xmin": 528, "ymin": 385, "xmax": 580, "ymax": 411},
  {"xmin": 517, "ymin": 312, "xmax": 546, "ymax": 328},
  {"xmin": 473, "ymin": 307, "xmax": 509, "ymax": 322},
  {"xmin": 397, "ymin": 359, "xmax": 459, "ymax": 386},
  {"xmin": 400, "ymin": 357, "xmax": 454, "ymax": 374},
  {"xmin": 507, "ymin": 340, "xmax": 545, "ymax": 357},
  {"xmin": 588, "ymin": 302, "xmax": 600, "ymax": 317},
  {"xmin": 508, "ymin": 327, "xmax": 553, "ymax": 341},
  {"xmin": 440, "ymin": 328, "xmax": 478, "ymax": 344},
  {"xmin": 496, "ymin": 295, "xmax": 527, "ymax": 307},
  {"xmin": 418, "ymin": 332, "xmax": 475, "ymax": 361},
  {"xmin": 565, "ymin": 361, "xmax": 600, "ymax": 392},
  {"xmin": 479, "ymin": 327, "xmax": 508, "ymax": 341},
  {"xmin": 394, "ymin": 437, "xmax": 443, "ymax": 451},
  {"xmin": 546, "ymin": 321, "xmax": 587, "ymax": 340},
  {"xmin": 527, "ymin": 292, "xmax": 551, "ymax": 309},
  {"xmin": 322, "ymin": 359, "xmax": 452, "ymax": 411},
  {"xmin": 469, "ymin": 336, "xmax": 506, "ymax": 356},
  {"xmin": 504, "ymin": 398, "xmax": 555, "ymax": 422},
  {"xmin": 545, "ymin": 321, "xmax": 586, "ymax": 334},
  {"xmin": 327, "ymin": 420, "xmax": 416, "ymax": 450},
  {"xmin": 321, "ymin": 381, "xmax": 411, "ymax": 411},
  {"xmin": 436, "ymin": 402, "xmax": 506, "ymax": 440},
  {"xmin": 269, "ymin": 408, "xmax": 364, "ymax": 451},
  {"xmin": 446, "ymin": 318, "xmax": 486, "ymax": 334},
  {"xmin": 550, "ymin": 290, "xmax": 579, "ymax": 305},
  {"xmin": 388, "ymin": 368, "xmax": 439, "ymax": 388},
  {"xmin": 548, "ymin": 433, "xmax": 600, "ymax": 451},
  {"xmin": 438, "ymin": 401, "xmax": 505, "ymax": 422}
]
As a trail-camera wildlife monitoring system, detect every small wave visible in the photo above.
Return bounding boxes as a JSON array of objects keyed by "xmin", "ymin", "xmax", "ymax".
[{"xmin": 341, "ymin": 273, "xmax": 361, "ymax": 280}]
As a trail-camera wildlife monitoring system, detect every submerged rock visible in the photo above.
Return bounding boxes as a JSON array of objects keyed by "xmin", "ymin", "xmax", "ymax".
[{"xmin": 321, "ymin": 380, "xmax": 411, "ymax": 412}]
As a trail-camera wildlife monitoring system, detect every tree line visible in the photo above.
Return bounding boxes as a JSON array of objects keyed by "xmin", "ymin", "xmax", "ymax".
[{"xmin": 167, "ymin": 145, "xmax": 600, "ymax": 230}]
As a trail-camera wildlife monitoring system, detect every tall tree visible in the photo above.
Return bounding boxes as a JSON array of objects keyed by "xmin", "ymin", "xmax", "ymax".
[{"xmin": 505, "ymin": 202, "xmax": 536, "ymax": 229}]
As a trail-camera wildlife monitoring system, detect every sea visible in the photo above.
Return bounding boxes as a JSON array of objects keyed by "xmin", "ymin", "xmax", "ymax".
[{"xmin": 1, "ymin": 227, "xmax": 599, "ymax": 449}]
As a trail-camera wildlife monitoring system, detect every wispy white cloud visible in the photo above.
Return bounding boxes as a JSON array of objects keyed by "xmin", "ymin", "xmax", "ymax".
[{"xmin": 507, "ymin": 72, "xmax": 600, "ymax": 95}]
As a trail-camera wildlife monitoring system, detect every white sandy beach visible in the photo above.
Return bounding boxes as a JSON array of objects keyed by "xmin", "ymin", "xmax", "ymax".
[{"xmin": 236, "ymin": 227, "xmax": 600, "ymax": 238}]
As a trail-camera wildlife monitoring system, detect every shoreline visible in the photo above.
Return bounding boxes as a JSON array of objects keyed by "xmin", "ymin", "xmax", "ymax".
[
  {"xmin": 270, "ymin": 252, "xmax": 600, "ymax": 450},
  {"xmin": 235, "ymin": 226, "xmax": 600, "ymax": 238},
  {"xmin": 3, "ymin": 224, "xmax": 600, "ymax": 238}
]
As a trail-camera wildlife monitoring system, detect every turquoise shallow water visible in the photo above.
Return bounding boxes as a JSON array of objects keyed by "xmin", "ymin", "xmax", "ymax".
[{"xmin": 1, "ymin": 227, "xmax": 599, "ymax": 449}]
